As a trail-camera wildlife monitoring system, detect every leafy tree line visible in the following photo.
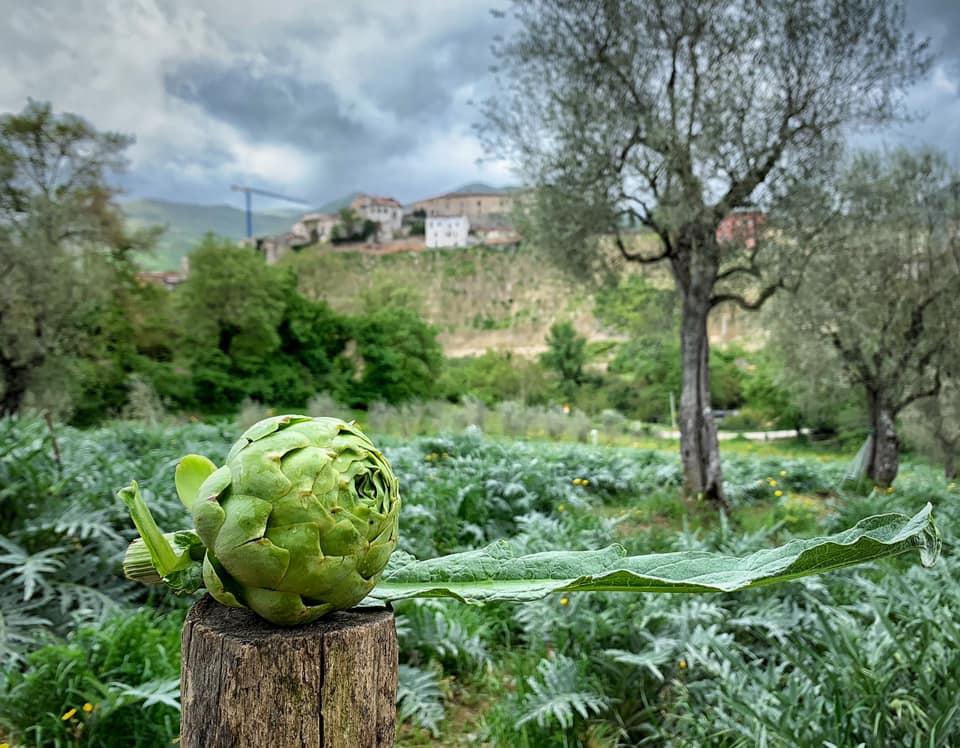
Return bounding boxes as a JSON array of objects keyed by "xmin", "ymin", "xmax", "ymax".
[{"xmin": 0, "ymin": 101, "xmax": 444, "ymax": 423}]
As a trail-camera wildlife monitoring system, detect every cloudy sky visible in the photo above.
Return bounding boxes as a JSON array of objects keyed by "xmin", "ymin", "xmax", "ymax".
[{"xmin": 1, "ymin": 0, "xmax": 958, "ymax": 210}]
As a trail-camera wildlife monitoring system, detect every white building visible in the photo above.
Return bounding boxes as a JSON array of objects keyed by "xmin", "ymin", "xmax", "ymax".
[
  {"xmin": 426, "ymin": 215, "xmax": 470, "ymax": 248},
  {"xmin": 351, "ymin": 194, "xmax": 403, "ymax": 241}
]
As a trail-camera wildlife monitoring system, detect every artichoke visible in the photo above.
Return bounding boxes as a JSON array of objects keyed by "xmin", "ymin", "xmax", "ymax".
[{"xmin": 119, "ymin": 415, "xmax": 401, "ymax": 626}]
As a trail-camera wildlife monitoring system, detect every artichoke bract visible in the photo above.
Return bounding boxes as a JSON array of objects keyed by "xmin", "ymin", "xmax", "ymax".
[{"xmin": 119, "ymin": 415, "xmax": 401, "ymax": 626}]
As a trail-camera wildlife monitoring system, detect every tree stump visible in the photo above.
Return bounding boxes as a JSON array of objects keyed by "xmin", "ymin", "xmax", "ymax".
[{"xmin": 180, "ymin": 595, "xmax": 398, "ymax": 747}]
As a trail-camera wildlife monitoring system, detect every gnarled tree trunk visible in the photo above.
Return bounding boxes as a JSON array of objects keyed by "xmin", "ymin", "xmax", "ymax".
[
  {"xmin": 675, "ymin": 243, "xmax": 727, "ymax": 511},
  {"xmin": 867, "ymin": 393, "xmax": 900, "ymax": 489},
  {"xmin": 0, "ymin": 359, "xmax": 30, "ymax": 416},
  {"xmin": 945, "ymin": 452, "xmax": 957, "ymax": 481}
]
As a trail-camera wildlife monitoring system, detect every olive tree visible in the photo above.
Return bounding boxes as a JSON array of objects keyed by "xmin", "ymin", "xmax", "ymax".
[
  {"xmin": 0, "ymin": 101, "xmax": 148, "ymax": 414},
  {"xmin": 482, "ymin": 0, "xmax": 930, "ymax": 506},
  {"xmin": 771, "ymin": 149, "xmax": 960, "ymax": 488}
]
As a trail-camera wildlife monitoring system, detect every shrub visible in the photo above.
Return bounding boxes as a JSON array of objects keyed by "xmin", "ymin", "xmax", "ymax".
[{"xmin": 0, "ymin": 609, "xmax": 185, "ymax": 748}]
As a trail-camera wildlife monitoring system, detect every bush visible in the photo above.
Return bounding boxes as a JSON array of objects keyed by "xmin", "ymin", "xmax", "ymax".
[
  {"xmin": 1, "ymin": 609, "xmax": 184, "ymax": 748},
  {"xmin": 339, "ymin": 306, "xmax": 444, "ymax": 407},
  {"xmin": 439, "ymin": 351, "xmax": 550, "ymax": 406}
]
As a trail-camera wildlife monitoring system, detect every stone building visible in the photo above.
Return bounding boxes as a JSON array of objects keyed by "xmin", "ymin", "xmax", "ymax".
[
  {"xmin": 352, "ymin": 194, "xmax": 403, "ymax": 240},
  {"xmin": 411, "ymin": 191, "xmax": 514, "ymax": 223},
  {"xmin": 294, "ymin": 212, "xmax": 338, "ymax": 244}
]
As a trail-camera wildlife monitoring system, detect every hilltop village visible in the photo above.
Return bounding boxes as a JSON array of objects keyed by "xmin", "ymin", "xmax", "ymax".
[{"xmin": 245, "ymin": 187, "xmax": 522, "ymax": 264}]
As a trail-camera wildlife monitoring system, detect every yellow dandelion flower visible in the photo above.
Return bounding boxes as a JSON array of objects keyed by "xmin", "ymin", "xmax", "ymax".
[
  {"xmin": 775, "ymin": 490, "xmax": 783, "ymax": 497},
  {"xmin": 678, "ymin": 659, "xmax": 687, "ymax": 669},
  {"xmin": 83, "ymin": 702, "xmax": 94, "ymax": 712},
  {"xmin": 442, "ymin": 452, "xmax": 449, "ymax": 458},
  {"xmin": 886, "ymin": 486, "xmax": 895, "ymax": 494},
  {"xmin": 62, "ymin": 708, "xmax": 77, "ymax": 721},
  {"xmin": 572, "ymin": 478, "xmax": 581, "ymax": 485},
  {"xmin": 769, "ymin": 480, "xmax": 777, "ymax": 487},
  {"xmin": 2, "ymin": 742, "xmax": 10, "ymax": 748},
  {"xmin": 582, "ymin": 479, "xmax": 589, "ymax": 486},
  {"xmin": 560, "ymin": 597, "xmax": 569, "ymax": 606},
  {"xmin": 779, "ymin": 470, "xmax": 787, "ymax": 477},
  {"xmin": 949, "ymin": 483, "xmax": 956, "ymax": 490},
  {"xmin": 557, "ymin": 504, "xmax": 566, "ymax": 512}
]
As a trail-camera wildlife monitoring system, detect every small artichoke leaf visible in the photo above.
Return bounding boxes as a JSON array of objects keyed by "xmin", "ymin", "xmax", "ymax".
[
  {"xmin": 368, "ymin": 505, "xmax": 939, "ymax": 604},
  {"xmin": 192, "ymin": 466, "xmax": 231, "ymax": 547},
  {"xmin": 227, "ymin": 414, "xmax": 313, "ymax": 461},
  {"xmin": 163, "ymin": 562, "xmax": 205, "ymax": 596},
  {"xmin": 175, "ymin": 454, "xmax": 217, "ymax": 509},
  {"xmin": 203, "ymin": 553, "xmax": 245, "ymax": 609}
]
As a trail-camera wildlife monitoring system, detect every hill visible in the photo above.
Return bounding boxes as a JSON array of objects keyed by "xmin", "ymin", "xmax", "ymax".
[
  {"xmin": 282, "ymin": 241, "xmax": 755, "ymax": 358},
  {"xmin": 315, "ymin": 192, "xmax": 359, "ymax": 215}
]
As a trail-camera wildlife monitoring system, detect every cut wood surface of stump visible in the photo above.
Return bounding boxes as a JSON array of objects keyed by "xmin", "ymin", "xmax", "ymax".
[{"xmin": 180, "ymin": 595, "xmax": 398, "ymax": 748}]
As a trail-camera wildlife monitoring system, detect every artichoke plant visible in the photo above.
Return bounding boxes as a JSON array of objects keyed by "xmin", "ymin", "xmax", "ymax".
[{"xmin": 119, "ymin": 415, "xmax": 401, "ymax": 626}]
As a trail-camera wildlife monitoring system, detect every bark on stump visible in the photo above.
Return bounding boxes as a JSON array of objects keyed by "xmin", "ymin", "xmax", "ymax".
[{"xmin": 180, "ymin": 595, "xmax": 398, "ymax": 748}]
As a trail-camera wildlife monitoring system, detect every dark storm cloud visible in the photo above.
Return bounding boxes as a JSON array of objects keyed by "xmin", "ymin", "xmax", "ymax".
[
  {"xmin": 1, "ymin": 0, "xmax": 955, "ymax": 207},
  {"xmin": 363, "ymin": 23, "xmax": 501, "ymax": 121},
  {"xmin": 163, "ymin": 58, "xmax": 409, "ymax": 155}
]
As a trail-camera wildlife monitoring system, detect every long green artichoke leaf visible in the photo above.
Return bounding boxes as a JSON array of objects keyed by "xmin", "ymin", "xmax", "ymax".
[{"xmin": 368, "ymin": 504, "xmax": 939, "ymax": 604}]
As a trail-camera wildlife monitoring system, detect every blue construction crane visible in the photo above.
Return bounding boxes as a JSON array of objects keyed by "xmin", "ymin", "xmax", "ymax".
[{"xmin": 230, "ymin": 184, "xmax": 309, "ymax": 238}]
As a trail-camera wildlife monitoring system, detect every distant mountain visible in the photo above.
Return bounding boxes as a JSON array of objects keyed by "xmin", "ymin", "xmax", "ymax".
[
  {"xmin": 123, "ymin": 195, "xmax": 354, "ymax": 271},
  {"xmin": 122, "ymin": 198, "xmax": 298, "ymax": 270},
  {"xmin": 314, "ymin": 192, "xmax": 359, "ymax": 215},
  {"xmin": 447, "ymin": 182, "xmax": 517, "ymax": 195}
]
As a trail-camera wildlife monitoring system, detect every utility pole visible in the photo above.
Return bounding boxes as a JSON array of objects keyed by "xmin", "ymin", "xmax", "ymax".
[{"xmin": 230, "ymin": 185, "xmax": 309, "ymax": 238}]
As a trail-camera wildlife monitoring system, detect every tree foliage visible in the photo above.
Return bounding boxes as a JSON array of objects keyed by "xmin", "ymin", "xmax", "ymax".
[
  {"xmin": 341, "ymin": 306, "xmax": 445, "ymax": 407},
  {"xmin": 0, "ymin": 101, "xmax": 154, "ymax": 416},
  {"xmin": 903, "ymin": 377, "xmax": 960, "ymax": 479},
  {"xmin": 541, "ymin": 321, "xmax": 588, "ymax": 397},
  {"xmin": 770, "ymin": 148, "xmax": 960, "ymax": 487}
]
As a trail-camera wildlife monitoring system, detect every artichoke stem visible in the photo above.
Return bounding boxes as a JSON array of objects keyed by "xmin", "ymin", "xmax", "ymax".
[
  {"xmin": 123, "ymin": 538, "xmax": 164, "ymax": 584},
  {"xmin": 117, "ymin": 480, "xmax": 190, "ymax": 577}
]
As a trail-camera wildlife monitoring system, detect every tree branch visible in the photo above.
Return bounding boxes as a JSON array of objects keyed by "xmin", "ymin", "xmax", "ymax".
[
  {"xmin": 613, "ymin": 226, "xmax": 672, "ymax": 264},
  {"xmin": 710, "ymin": 280, "xmax": 782, "ymax": 310},
  {"xmin": 896, "ymin": 370, "xmax": 942, "ymax": 412},
  {"xmin": 715, "ymin": 262, "xmax": 760, "ymax": 283}
]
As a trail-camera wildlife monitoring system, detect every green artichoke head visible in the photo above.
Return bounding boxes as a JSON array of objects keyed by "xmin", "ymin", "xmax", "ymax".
[{"xmin": 121, "ymin": 415, "xmax": 400, "ymax": 626}]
